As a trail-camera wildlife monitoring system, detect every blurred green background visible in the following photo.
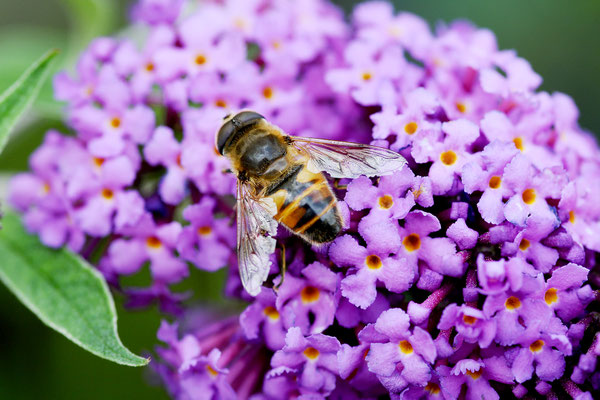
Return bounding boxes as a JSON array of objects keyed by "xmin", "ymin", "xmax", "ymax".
[{"xmin": 0, "ymin": 0, "xmax": 598, "ymax": 399}]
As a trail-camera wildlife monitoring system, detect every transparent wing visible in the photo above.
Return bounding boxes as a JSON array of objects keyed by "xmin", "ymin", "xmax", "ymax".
[
  {"xmin": 236, "ymin": 182, "xmax": 278, "ymax": 296},
  {"xmin": 290, "ymin": 136, "xmax": 407, "ymax": 179}
]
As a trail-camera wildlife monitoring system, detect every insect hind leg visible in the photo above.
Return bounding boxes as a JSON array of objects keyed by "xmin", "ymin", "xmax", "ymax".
[{"xmin": 274, "ymin": 242, "xmax": 287, "ymax": 291}]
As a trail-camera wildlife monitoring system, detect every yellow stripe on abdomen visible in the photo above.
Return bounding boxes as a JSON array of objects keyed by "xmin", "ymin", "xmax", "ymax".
[
  {"xmin": 276, "ymin": 180, "xmax": 326, "ymax": 224},
  {"xmin": 296, "ymin": 196, "xmax": 337, "ymax": 234}
]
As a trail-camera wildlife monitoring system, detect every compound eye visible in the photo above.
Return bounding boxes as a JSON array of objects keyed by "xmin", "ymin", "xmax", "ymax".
[
  {"xmin": 216, "ymin": 119, "xmax": 235, "ymax": 155},
  {"xmin": 234, "ymin": 111, "xmax": 264, "ymax": 125},
  {"xmin": 216, "ymin": 111, "xmax": 265, "ymax": 155}
]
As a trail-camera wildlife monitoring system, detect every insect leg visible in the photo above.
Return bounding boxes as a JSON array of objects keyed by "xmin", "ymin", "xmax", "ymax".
[
  {"xmin": 333, "ymin": 178, "xmax": 347, "ymax": 190},
  {"xmin": 274, "ymin": 242, "xmax": 287, "ymax": 291}
]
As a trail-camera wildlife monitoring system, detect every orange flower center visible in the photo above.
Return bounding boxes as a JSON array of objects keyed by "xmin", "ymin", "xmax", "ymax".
[
  {"xmin": 101, "ymin": 188, "xmax": 114, "ymax": 200},
  {"xmin": 214, "ymin": 99, "xmax": 227, "ymax": 108},
  {"xmin": 197, "ymin": 226, "xmax": 212, "ymax": 236},
  {"xmin": 488, "ymin": 176, "xmax": 501, "ymax": 189},
  {"xmin": 513, "ymin": 137, "xmax": 524, "ymax": 151},
  {"xmin": 403, "ymin": 233, "xmax": 421, "ymax": 252},
  {"xmin": 301, "ymin": 286, "xmax": 320, "ymax": 304},
  {"xmin": 425, "ymin": 382, "xmax": 441, "ymax": 394},
  {"xmin": 206, "ymin": 365, "xmax": 218, "ymax": 377},
  {"xmin": 404, "ymin": 122, "xmax": 418, "ymax": 135},
  {"xmin": 146, "ymin": 236, "xmax": 162, "ymax": 249},
  {"xmin": 110, "ymin": 117, "xmax": 121, "ymax": 129},
  {"xmin": 145, "ymin": 62, "xmax": 155, "ymax": 72},
  {"xmin": 365, "ymin": 255, "xmax": 382, "ymax": 270},
  {"xmin": 361, "ymin": 72, "xmax": 372, "ymax": 81},
  {"xmin": 303, "ymin": 347, "xmax": 319, "ymax": 360},
  {"xmin": 519, "ymin": 239, "xmax": 531, "ymax": 251},
  {"xmin": 466, "ymin": 369, "xmax": 483, "ymax": 380},
  {"xmin": 440, "ymin": 150, "xmax": 457, "ymax": 166},
  {"xmin": 462, "ymin": 315, "xmax": 477, "ymax": 325},
  {"xmin": 569, "ymin": 211, "xmax": 576, "ymax": 224},
  {"xmin": 262, "ymin": 86, "xmax": 274, "ymax": 99},
  {"xmin": 263, "ymin": 306, "xmax": 280, "ymax": 321},
  {"xmin": 529, "ymin": 339, "xmax": 544, "ymax": 353},
  {"xmin": 93, "ymin": 157, "xmax": 105, "ymax": 168},
  {"xmin": 505, "ymin": 296, "xmax": 521, "ymax": 310},
  {"xmin": 399, "ymin": 340, "xmax": 413, "ymax": 354},
  {"xmin": 455, "ymin": 102, "xmax": 467, "ymax": 113},
  {"xmin": 195, "ymin": 54, "xmax": 207, "ymax": 65},
  {"xmin": 378, "ymin": 195, "xmax": 394, "ymax": 209},
  {"xmin": 544, "ymin": 288, "xmax": 558, "ymax": 305},
  {"xmin": 522, "ymin": 188, "xmax": 536, "ymax": 204}
]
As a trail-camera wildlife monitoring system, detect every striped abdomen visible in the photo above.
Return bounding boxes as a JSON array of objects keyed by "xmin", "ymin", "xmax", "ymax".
[{"xmin": 266, "ymin": 164, "xmax": 342, "ymax": 244}]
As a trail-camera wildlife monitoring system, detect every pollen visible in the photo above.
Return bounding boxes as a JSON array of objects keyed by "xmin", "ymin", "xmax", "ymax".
[
  {"xmin": 440, "ymin": 150, "xmax": 457, "ymax": 166},
  {"xmin": 399, "ymin": 340, "xmax": 413, "ymax": 354},
  {"xmin": 462, "ymin": 315, "xmax": 477, "ymax": 325},
  {"xmin": 522, "ymin": 188, "xmax": 536, "ymax": 204},
  {"xmin": 101, "ymin": 188, "xmax": 114, "ymax": 200},
  {"xmin": 513, "ymin": 137, "xmax": 524, "ymax": 151},
  {"xmin": 195, "ymin": 54, "xmax": 207, "ymax": 65},
  {"xmin": 413, "ymin": 186, "xmax": 424, "ymax": 200},
  {"xmin": 176, "ymin": 153, "xmax": 183, "ymax": 168},
  {"xmin": 361, "ymin": 71, "xmax": 372, "ymax": 81},
  {"xmin": 403, "ymin": 233, "xmax": 421, "ymax": 252},
  {"xmin": 569, "ymin": 211, "xmax": 576, "ymax": 224},
  {"xmin": 263, "ymin": 306, "xmax": 280, "ymax": 321},
  {"xmin": 365, "ymin": 255, "xmax": 382, "ymax": 270},
  {"xmin": 544, "ymin": 288, "xmax": 558, "ymax": 305},
  {"xmin": 146, "ymin": 236, "xmax": 162, "ymax": 249},
  {"xmin": 404, "ymin": 121, "xmax": 418, "ymax": 135},
  {"xmin": 529, "ymin": 339, "xmax": 544, "ymax": 353},
  {"xmin": 110, "ymin": 117, "xmax": 121, "ymax": 129},
  {"xmin": 197, "ymin": 226, "xmax": 212, "ymax": 236},
  {"xmin": 145, "ymin": 62, "xmax": 155, "ymax": 72},
  {"xmin": 505, "ymin": 296, "xmax": 521, "ymax": 310},
  {"xmin": 262, "ymin": 86, "xmax": 274, "ymax": 99},
  {"xmin": 378, "ymin": 195, "xmax": 394, "ymax": 209},
  {"xmin": 303, "ymin": 347, "xmax": 319, "ymax": 360},
  {"xmin": 206, "ymin": 365, "xmax": 218, "ymax": 377},
  {"xmin": 519, "ymin": 239, "xmax": 531, "ymax": 251},
  {"xmin": 425, "ymin": 382, "xmax": 441, "ymax": 394},
  {"xmin": 301, "ymin": 286, "xmax": 320, "ymax": 304},
  {"xmin": 488, "ymin": 176, "xmax": 501, "ymax": 189},
  {"xmin": 466, "ymin": 369, "xmax": 483, "ymax": 380},
  {"xmin": 215, "ymin": 99, "xmax": 227, "ymax": 108},
  {"xmin": 456, "ymin": 101, "xmax": 467, "ymax": 113},
  {"xmin": 272, "ymin": 40, "xmax": 281, "ymax": 49},
  {"xmin": 42, "ymin": 182, "xmax": 51, "ymax": 194}
]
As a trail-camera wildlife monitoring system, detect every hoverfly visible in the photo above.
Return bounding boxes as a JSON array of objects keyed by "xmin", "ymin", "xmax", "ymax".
[{"xmin": 216, "ymin": 111, "xmax": 407, "ymax": 295}]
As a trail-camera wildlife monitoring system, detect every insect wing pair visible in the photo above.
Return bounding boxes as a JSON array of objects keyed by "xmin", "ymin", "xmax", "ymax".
[{"xmin": 236, "ymin": 135, "xmax": 407, "ymax": 296}]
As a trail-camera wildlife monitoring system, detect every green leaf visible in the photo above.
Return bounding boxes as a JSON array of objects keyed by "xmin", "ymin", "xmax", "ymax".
[
  {"xmin": 0, "ymin": 211, "xmax": 149, "ymax": 367},
  {"xmin": 0, "ymin": 49, "xmax": 59, "ymax": 156}
]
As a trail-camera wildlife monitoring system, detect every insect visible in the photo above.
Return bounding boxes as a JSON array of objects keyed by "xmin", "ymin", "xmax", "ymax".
[{"xmin": 216, "ymin": 111, "xmax": 407, "ymax": 296}]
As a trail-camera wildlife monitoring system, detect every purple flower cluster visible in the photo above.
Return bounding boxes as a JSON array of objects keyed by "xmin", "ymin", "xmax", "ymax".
[{"xmin": 10, "ymin": 0, "xmax": 600, "ymax": 399}]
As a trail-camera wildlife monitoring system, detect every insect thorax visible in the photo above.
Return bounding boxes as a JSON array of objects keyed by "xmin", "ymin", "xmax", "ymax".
[{"xmin": 235, "ymin": 129, "xmax": 289, "ymax": 177}]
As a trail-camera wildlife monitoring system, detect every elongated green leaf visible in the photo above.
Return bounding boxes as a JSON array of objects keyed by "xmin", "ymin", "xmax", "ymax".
[
  {"xmin": 0, "ymin": 49, "xmax": 58, "ymax": 156},
  {"xmin": 0, "ymin": 211, "xmax": 149, "ymax": 367}
]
